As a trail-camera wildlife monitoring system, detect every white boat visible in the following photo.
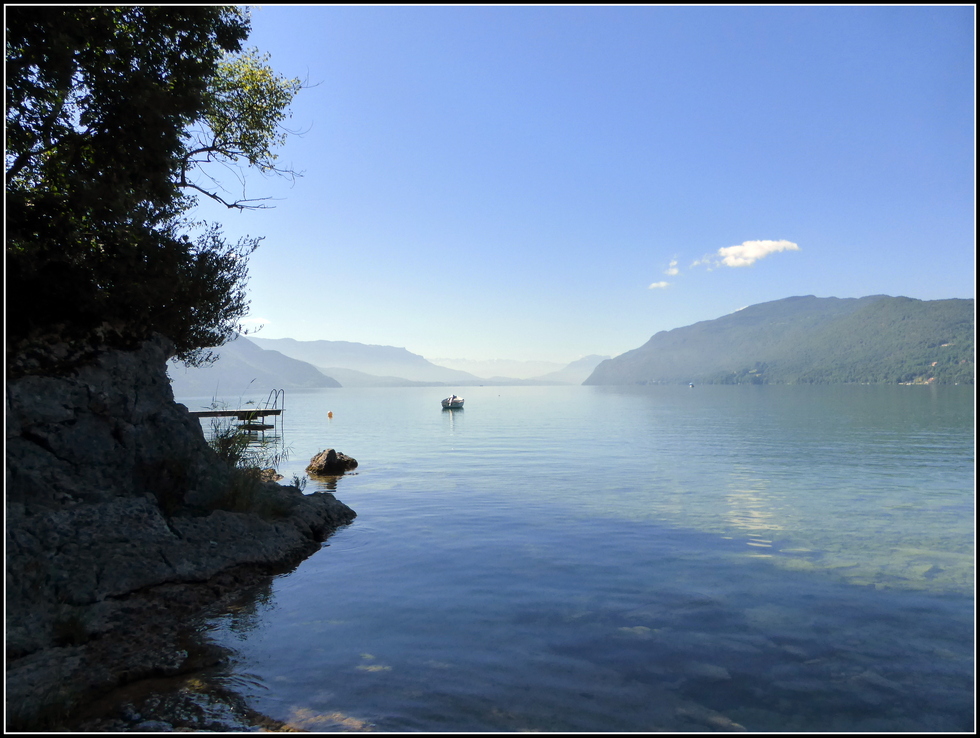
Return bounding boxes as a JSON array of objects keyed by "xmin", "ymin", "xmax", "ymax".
[{"xmin": 442, "ymin": 395, "xmax": 464, "ymax": 409}]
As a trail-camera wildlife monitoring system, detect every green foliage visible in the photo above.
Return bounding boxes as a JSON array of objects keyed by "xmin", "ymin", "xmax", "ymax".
[
  {"xmin": 5, "ymin": 7, "xmax": 300, "ymax": 367},
  {"xmin": 781, "ymin": 297, "xmax": 975, "ymax": 385},
  {"xmin": 6, "ymin": 7, "xmax": 247, "ymax": 212},
  {"xmin": 205, "ymin": 408, "xmax": 294, "ymax": 519},
  {"xmin": 207, "ymin": 414, "xmax": 291, "ymax": 471},
  {"xmin": 182, "ymin": 48, "xmax": 303, "ymax": 206},
  {"xmin": 586, "ymin": 296, "xmax": 975, "ymax": 386},
  {"xmin": 211, "ymin": 467, "xmax": 295, "ymax": 519}
]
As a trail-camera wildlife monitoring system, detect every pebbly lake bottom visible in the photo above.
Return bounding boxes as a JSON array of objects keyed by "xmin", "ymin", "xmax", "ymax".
[
  {"xmin": 199, "ymin": 499, "xmax": 973, "ymax": 733},
  {"xmin": 177, "ymin": 384, "xmax": 974, "ymax": 732}
]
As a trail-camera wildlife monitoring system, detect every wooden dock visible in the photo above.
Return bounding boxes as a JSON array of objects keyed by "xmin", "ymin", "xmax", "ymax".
[
  {"xmin": 188, "ymin": 409, "xmax": 282, "ymax": 420},
  {"xmin": 189, "ymin": 408, "xmax": 283, "ymax": 433},
  {"xmin": 188, "ymin": 390, "xmax": 286, "ymax": 435}
]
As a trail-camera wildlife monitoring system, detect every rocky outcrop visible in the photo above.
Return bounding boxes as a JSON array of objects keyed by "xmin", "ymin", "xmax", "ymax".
[
  {"xmin": 5, "ymin": 334, "xmax": 356, "ymax": 729},
  {"xmin": 306, "ymin": 448, "xmax": 359, "ymax": 475}
]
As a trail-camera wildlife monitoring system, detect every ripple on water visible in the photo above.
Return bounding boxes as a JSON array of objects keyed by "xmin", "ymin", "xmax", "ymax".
[{"xmin": 184, "ymin": 385, "xmax": 974, "ymax": 733}]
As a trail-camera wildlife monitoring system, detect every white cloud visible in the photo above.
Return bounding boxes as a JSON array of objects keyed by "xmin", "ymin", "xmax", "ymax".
[
  {"xmin": 664, "ymin": 258, "xmax": 679, "ymax": 276},
  {"xmin": 716, "ymin": 239, "xmax": 800, "ymax": 267},
  {"xmin": 648, "ymin": 281, "xmax": 670, "ymax": 289}
]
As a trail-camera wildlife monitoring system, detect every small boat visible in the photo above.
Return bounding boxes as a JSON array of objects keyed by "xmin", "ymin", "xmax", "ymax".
[{"xmin": 442, "ymin": 395, "xmax": 464, "ymax": 409}]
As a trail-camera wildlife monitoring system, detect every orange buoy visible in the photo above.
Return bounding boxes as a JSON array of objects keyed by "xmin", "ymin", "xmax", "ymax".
[{"xmin": 327, "ymin": 411, "xmax": 333, "ymax": 419}]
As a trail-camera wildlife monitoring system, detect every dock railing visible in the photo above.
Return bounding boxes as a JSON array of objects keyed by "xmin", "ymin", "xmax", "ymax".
[{"xmin": 189, "ymin": 388, "xmax": 285, "ymax": 436}]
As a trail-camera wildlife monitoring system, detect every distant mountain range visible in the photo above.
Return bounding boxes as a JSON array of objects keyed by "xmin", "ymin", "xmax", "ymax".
[
  {"xmin": 168, "ymin": 336, "xmax": 610, "ymax": 396},
  {"xmin": 428, "ymin": 358, "xmax": 566, "ymax": 380},
  {"xmin": 168, "ymin": 295, "xmax": 972, "ymax": 397},
  {"xmin": 584, "ymin": 295, "xmax": 974, "ymax": 386},
  {"xmin": 167, "ymin": 334, "xmax": 341, "ymax": 398},
  {"xmin": 249, "ymin": 337, "xmax": 608, "ymax": 387},
  {"xmin": 248, "ymin": 337, "xmax": 480, "ymax": 384},
  {"xmin": 532, "ymin": 355, "xmax": 614, "ymax": 384}
]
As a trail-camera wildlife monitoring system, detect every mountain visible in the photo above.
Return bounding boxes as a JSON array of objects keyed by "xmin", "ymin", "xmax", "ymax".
[
  {"xmin": 250, "ymin": 338, "xmax": 604, "ymax": 386},
  {"xmin": 429, "ymin": 358, "xmax": 566, "ymax": 380},
  {"xmin": 249, "ymin": 337, "xmax": 482, "ymax": 385},
  {"xmin": 584, "ymin": 295, "xmax": 975, "ymax": 386},
  {"xmin": 531, "ymin": 355, "xmax": 612, "ymax": 384},
  {"xmin": 168, "ymin": 335, "xmax": 341, "ymax": 398},
  {"xmin": 315, "ymin": 366, "xmax": 434, "ymax": 388}
]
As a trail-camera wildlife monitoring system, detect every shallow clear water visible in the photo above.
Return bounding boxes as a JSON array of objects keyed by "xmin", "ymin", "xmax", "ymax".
[{"xmin": 178, "ymin": 384, "xmax": 975, "ymax": 732}]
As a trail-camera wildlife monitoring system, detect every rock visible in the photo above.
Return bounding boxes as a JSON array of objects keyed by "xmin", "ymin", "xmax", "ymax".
[
  {"xmin": 257, "ymin": 467, "xmax": 283, "ymax": 482},
  {"xmin": 134, "ymin": 720, "xmax": 174, "ymax": 731},
  {"xmin": 120, "ymin": 704, "xmax": 142, "ymax": 722},
  {"xmin": 5, "ymin": 334, "xmax": 356, "ymax": 730},
  {"xmin": 306, "ymin": 448, "xmax": 358, "ymax": 475}
]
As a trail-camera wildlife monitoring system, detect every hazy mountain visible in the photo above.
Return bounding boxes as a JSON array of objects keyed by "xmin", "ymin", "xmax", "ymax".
[
  {"xmin": 315, "ymin": 355, "xmax": 611, "ymax": 387},
  {"xmin": 531, "ymin": 355, "xmax": 612, "ymax": 385},
  {"xmin": 584, "ymin": 295, "xmax": 974, "ymax": 386},
  {"xmin": 429, "ymin": 357, "xmax": 565, "ymax": 380},
  {"xmin": 168, "ymin": 335, "xmax": 341, "ymax": 398},
  {"xmin": 250, "ymin": 337, "xmax": 482, "ymax": 384},
  {"xmin": 249, "ymin": 338, "xmax": 606, "ymax": 386},
  {"xmin": 315, "ymin": 366, "xmax": 438, "ymax": 388}
]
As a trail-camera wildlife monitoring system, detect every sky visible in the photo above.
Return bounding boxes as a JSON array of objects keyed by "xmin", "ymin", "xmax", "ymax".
[{"xmin": 187, "ymin": 5, "xmax": 976, "ymax": 364}]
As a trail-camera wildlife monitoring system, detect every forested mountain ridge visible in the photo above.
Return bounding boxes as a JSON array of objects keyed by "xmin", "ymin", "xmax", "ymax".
[{"xmin": 584, "ymin": 295, "xmax": 974, "ymax": 386}]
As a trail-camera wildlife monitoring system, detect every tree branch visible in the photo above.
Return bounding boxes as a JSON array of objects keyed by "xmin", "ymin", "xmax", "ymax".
[{"xmin": 178, "ymin": 180, "xmax": 274, "ymax": 210}]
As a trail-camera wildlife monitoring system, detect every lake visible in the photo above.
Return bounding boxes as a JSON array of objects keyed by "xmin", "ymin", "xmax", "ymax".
[{"xmin": 176, "ymin": 383, "xmax": 975, "ymax": 732}]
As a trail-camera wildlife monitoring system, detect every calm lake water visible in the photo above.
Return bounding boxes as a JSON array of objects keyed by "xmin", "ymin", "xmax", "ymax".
[{"xmin": 176, "ymin": 384, "xmax": 975, "ymax": 732}]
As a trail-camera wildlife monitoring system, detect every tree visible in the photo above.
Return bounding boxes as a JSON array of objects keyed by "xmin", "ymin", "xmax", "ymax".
[
  {"xmin": 5, "ymin": 6, "xmax": 300, "ymax": 367},
  {"xmin": 181, "ymin": 48, "xmax": 302, "ymax": 210}
]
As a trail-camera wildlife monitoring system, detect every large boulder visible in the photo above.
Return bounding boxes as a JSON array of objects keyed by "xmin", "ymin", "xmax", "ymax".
[{"xmin": 306, "ymin": 448, "xmax": 358, "ymax": 475}]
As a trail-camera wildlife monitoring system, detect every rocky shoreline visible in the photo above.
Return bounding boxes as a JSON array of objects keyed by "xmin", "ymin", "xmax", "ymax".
[
  {"xmin": 13, "ymin": 565, "xmax": 309, "ymax": 732},
  {"xmin": 6, "ymin": 335, "xmax": 356, "ymax": 731}
]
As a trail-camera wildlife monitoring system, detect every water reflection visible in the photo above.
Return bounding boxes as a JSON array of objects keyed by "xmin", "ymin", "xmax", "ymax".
[
  {"xmin": 174, "ymin": 384, "xmax": 973, "ymax": 732},
  {"xmin": 215, "ymin": 580, "xmax": 276, "ymax": 640},
  {"xmin": 310, "ymin": 474, "xmax": 344, "ymax": 492},
  {"xmin": 200, "ymin": 571, "xmax": 378, "ymax": 732},
  {"xmin": 66, "ymin": 576, "xmax": 287, "ymax": 730},
  {"xmin": 723, "ymin": 470, "xmax": 784, "ymax": 556},
  {"xmin": 200, "ymin": 413, "xmax": 289, "ymax": 475},
  {"xmin": 443, "ymin": 406, "xmax": 462, "ymax": 434}
]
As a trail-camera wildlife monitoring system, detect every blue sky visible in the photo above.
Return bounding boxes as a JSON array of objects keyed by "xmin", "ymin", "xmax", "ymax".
[{"xmin": 189, "ymin": 5, "xmax": 975, "ymax": 364}]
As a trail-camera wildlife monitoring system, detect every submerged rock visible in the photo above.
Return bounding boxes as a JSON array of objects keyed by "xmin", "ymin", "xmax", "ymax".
[
  {"xmin": 306, "ymin": 448, "xmax": 358, "ymax": 475},
  {"xmin": 683, "ymin": 661, "xmax": 732, "ymax": 681}
]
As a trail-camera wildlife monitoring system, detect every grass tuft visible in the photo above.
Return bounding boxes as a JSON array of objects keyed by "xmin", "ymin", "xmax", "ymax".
[{"xmin": 203, "ymin": 400, "xmax": 295, "ymax": 519}]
